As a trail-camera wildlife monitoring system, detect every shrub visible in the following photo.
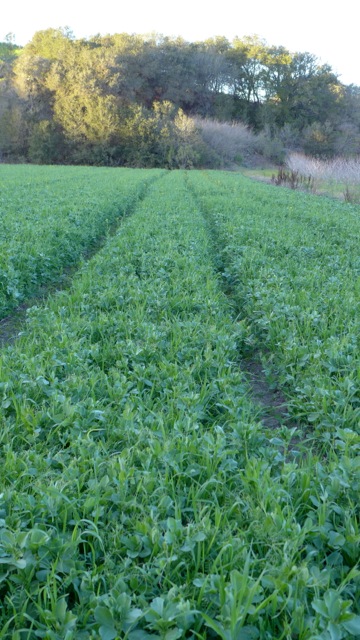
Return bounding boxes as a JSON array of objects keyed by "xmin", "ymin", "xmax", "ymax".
[
  {"xmin": 193, "ymin": 117, "xmax": 260, "ymax": 167},
  {"xmin": 194, "ymin": 117, "xmax": 286, "ymax": 168},
  {"xmin": 271, "ymin": 167, "xmax": 314, "ymax": 190}
]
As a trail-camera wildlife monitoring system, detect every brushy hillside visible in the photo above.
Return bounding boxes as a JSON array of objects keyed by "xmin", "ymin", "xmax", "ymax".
[{"xmin": 1, "ymin": 29, "xmax": 360, "ymax": 166}]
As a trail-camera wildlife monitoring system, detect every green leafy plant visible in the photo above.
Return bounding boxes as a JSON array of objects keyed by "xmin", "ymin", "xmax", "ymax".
[{"xmin": 0, "ymin": 169, "xmax": 359, "ymax": 638}]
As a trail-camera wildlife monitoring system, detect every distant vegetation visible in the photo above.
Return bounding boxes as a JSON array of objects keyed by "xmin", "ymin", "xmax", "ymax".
[
  {"xmin": 265, "ymin": 153, "xmax": 360, "ymax": 202},
  {"xmin": 286, "ymin": 152, "xmax": 360, "ymax": 201},
  {"xmin": 1, "ymin": 28, "xmax": 360, "ymax": 167}
]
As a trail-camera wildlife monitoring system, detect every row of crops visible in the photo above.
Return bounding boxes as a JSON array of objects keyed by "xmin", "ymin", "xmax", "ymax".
[
  {"xmin": 186, "ymin": 171, "xmax": 360, "ymax": 446},
  {"xmin": 0, "ymin": 165, "xmax": 160, "ymax": 319},
  {"xmin": 0, "ymin": 168, "xmax": 360, "ymax": 638}
]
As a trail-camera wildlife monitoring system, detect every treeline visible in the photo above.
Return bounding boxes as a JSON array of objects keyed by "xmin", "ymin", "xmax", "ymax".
[{"xmin": 1, "ymin": 28, "xmax": 360, "ymax": 167}]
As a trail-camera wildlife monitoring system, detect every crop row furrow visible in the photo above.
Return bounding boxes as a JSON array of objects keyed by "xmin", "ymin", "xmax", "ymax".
[
  {"xmin": 0, "ymin": 165, "xmax": 161, "ymax": 320},
  {"xmin": 186, "ymin": 170, "xmax": 360, "ymax": 447},
  {"xmin": 184, "ymin": 172, "xmax": 297, "ymax": 436}
]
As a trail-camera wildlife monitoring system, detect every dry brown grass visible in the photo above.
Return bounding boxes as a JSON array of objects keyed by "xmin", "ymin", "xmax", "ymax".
[{"xmin": 286, "ymin": 152, "xmax": 360, "ymax": 202}]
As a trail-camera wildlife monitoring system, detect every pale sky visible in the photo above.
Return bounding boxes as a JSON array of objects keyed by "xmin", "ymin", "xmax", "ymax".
[{"xmin": 2, "ymin": 0, "xmax": 359, "ymax": 86}]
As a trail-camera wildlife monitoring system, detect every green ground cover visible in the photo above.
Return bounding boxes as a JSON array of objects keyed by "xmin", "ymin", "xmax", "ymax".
[
  {"xmin": 0, "ymin": 170, "xmax": 359, "ymax": 638},
  {"xmin": 186, "ymin": 171, "xmax": 360, "ymax": 443},
  {"xmin": 0, "ymin": 165, "xmax": 160, "ymax": 319}
]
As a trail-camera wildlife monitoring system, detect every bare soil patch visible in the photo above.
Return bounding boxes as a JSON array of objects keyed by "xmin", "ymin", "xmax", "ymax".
[
  {"xmin": 0, "ymin": 305, "xmax": 28, "ymax": 346},
  {"xmin": 244, "ymin": 357, "xmax": 289, "ymax": 429}
]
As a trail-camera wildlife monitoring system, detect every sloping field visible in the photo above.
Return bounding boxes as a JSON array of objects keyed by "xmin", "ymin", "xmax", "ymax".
[{"xmin": 0, "ymin": 169, "xmax": 359, "ymax": 638}]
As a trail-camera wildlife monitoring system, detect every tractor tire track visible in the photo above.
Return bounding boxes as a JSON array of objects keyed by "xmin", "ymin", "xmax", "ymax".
[{"xmin": 184, "ymin": 172, "xmax": 305, "ymax": 451}]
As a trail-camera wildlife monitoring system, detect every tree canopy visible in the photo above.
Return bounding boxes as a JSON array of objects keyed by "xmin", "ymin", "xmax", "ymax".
[{"xmin": 0, "ymin": 28, "xmax": 359, "ymax": 165}]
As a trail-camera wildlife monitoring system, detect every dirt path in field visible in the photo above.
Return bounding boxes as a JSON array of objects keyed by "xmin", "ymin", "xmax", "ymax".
[
  {"xmin": 0, "ymin": 313, "xmax": 34, "ymax": 346},
  {"xmin": 241, "ymin": 356, "xmax": 304, "ymax": 453},
  {"xmin": 243, "ymin": 357, "xmax": 290, "ymax": 429},
  {"xmin": 0, "ymin": 304, "xmax": 28, "ymax": 346}
]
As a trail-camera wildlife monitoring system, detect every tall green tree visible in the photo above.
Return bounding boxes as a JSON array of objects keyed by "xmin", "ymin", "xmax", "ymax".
[{"xmin": 0, "ymin": 29, "xmax": 355, "ymax": 164}]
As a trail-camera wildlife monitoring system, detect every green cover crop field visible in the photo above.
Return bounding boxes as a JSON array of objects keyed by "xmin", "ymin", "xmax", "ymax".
[
  {"xmin": 0, "ymin": 166, "xmax": 160, "ymax": 319},
  {"xmin": 0, "ymin": 167, "xmax": 360, "ymax": 639}
]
